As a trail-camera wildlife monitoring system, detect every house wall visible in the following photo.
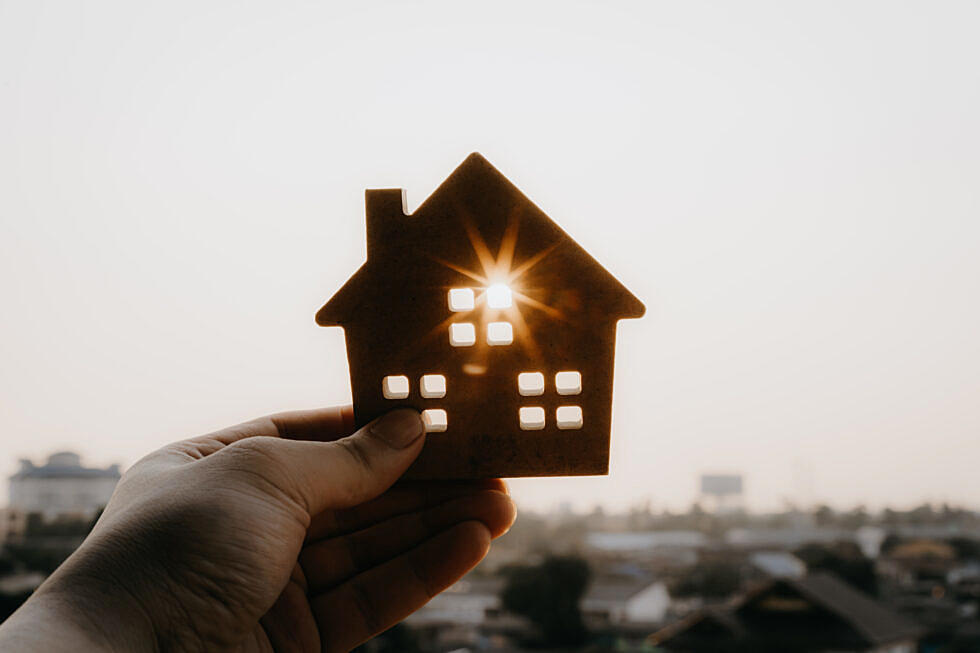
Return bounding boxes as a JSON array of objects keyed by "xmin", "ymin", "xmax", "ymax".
[
  {"xmin": 624, "ymin": 582, "xmax": 671, "ymax": 623},
  {"xmin": 331, "ymin": 162, "xmax": 639, "ymax": 479},
  {"xmin": 343, "ymin": 309, "xmax": 621, "ymax": 478},
  {"xmin": 407, "ymin": 591, "xmax": 500, "ymax": 626},
  {"xmin": 9, "ymin": 475, "xmax": 118, "ymax": 521}
]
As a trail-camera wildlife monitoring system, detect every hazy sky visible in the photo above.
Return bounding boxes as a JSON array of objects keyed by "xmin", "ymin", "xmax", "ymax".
[{"xmin": 2, "ymin": 1, "xmax": 979, "ymax": 512}]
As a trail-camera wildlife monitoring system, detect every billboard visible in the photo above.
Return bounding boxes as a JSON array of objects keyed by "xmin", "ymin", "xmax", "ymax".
[{"xmin": 700, "ymin": 474, "xmax": 743, "ymax": 496}]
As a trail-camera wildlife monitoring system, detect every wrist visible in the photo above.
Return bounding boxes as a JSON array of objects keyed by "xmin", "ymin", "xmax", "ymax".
[{"xmin": 0, "ymin": 531, "xmax": 163, "ymax": 653}]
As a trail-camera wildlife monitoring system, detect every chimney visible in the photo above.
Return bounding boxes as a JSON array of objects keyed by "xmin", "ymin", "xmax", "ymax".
[{"xmin": 365, "ymin": 188, "xmax": 407, "ymax": 259}]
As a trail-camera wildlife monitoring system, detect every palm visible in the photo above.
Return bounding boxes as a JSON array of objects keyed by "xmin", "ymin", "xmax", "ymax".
[{"xmin": 235, "ymin": 480, "xmax": 509, "ymax": 653}]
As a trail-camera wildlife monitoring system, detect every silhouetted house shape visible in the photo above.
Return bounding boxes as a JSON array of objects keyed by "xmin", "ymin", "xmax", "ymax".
[
  {"xmin": 316, "ymin": 154, "xmax": 644, "ymax": 478},
  {"xmin": 649, "ymin": 572, "xmax": 922, "ymax": 653}
]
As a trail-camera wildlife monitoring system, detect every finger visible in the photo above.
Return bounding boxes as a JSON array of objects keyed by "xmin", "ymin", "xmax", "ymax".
[
  {"xmin": 259, "ymin": 570, "xmax": 320, "ymax": 652},
  {"xmin": 306, "ymin": 478, "xmax": 509, "ymax": 541},
  {"xmin": 269, "ymin": 405, "xmax": 355, "ymax": 442},
  {"xmin": 213, "ymin": 409, "xmax": 425, "ymax": 516},
  {"xmin": 302, "ymin": 490, "xmax": 515, "ymax": 593},
  {"xmin": 178, "ymin": 405, "xmax": 356, "ymax": 458},
  {"xmin": 311, "ymin": 521, "xmax": 491, "ymax": 653}
]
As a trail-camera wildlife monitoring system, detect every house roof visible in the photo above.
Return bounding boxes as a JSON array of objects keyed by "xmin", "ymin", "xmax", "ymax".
[
  {"xmin": 12, "ymin": 453, "xmax": 120, "ymax": 480},
  {"xmin": 583, "ymin": 574, "xmax": 664, "ymax": 604},
  {"xmin": 749, "ymin": 551, "xmax": 807, "ymax": 579},
  {"xmin": 775, "ymin": 572, "xmax": 923, "ymax": 645},
  {"xmin": 316, "ymin": 153, "xmax": 645, "ymax": 326},
  {"xmin": 651, "ymin": 572, "xmax": 923, "ymax": 648}
]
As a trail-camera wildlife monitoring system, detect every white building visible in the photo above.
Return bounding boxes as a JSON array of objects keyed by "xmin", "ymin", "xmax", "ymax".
[
  {"xmin": 408, "ymin": 573, "xmax": 672, "ymax": 629},
  {"xmin": 8, "ymin": 452, "xmax": 120, "ymax": 522},
  {"xmin": 581, "ymin": 575, "xmax": 672, "ymax": 625}
]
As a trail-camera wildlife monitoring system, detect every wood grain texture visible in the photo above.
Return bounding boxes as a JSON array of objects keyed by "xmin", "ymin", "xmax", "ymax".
[{"xmin": 316, "ymin": 154, "xmax": 644, "ymax": 479}]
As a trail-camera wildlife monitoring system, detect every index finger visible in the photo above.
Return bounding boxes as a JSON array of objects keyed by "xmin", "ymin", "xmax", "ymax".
[
  {"xmin": 269, "ymin": 405, "xmax": 356, "ymax": 441},
  {"xmin": 183, "ymin": 405, "xmax": 355, "ymax": 454}
]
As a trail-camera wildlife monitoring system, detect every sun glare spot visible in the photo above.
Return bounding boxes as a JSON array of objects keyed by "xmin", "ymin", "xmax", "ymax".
[{"xmin": 486, "ymin": 283, "xmax": 513, "ymax": 309}]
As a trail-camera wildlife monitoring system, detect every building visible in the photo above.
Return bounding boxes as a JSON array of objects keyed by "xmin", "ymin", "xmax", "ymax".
[
  {"xmin": 408, "ymin": 573, "xmax": 672, "ymax": 632},
  {"xmin": 749, "ymin": 551, "xmax": 807, "ymax": 579},
  {"xmin": 8, "ymin": 452, "xmax": 119, "ymax": 523},
  {"xmin": 650, "ymin": 572, "xmax": 922, "ymax": 652},
  {"xmin": 585, "ymin": 530, "xmax": 705, "ymax": 566},
  {"xmin": 581, "ymin": 574, "xmax": 672, "ymax": 626},
  {"xmin": 316, "ymin": 153, "xmax": 645, "ymax": 479}
]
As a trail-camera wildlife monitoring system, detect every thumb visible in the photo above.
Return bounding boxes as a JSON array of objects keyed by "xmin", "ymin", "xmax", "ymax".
[{"xmin": 225, "ymin": 409, "xmax": 426, "ymax": 516}]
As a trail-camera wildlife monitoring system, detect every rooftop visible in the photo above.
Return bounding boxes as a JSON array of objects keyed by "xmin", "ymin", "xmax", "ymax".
[{"xmin": 12, "ymin": 452, "xmax": 120, "ymax": 480}]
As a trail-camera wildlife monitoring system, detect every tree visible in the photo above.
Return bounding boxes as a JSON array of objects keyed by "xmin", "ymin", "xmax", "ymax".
[
  {"xmin": 794, "ymin": 542, "xmax": 878, "ymax": 596},
  {"xmin": 354, "ymin": 624, "xmax": 420, "ymax": 653},
  {"xmin": 501, "ymin": 555, "xmax": 590, "ymax": 648},
  {"xmin": 671, "ymin": 561, "xmax": 742, "ymax": 600}
]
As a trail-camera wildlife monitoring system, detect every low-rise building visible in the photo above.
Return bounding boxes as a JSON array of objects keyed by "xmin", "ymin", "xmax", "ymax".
[{"xmin": 8, "ymin": 452, "xmax": 120, "ymax": 524}]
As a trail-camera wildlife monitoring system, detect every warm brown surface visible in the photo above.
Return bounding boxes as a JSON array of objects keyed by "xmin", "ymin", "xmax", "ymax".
[{"xmin": 316, "ymin": 153, "xmax": 644, "ymax": 478}]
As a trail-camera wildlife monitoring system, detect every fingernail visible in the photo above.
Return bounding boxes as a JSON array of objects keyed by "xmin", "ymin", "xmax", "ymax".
[{"xmin": 370, "ymin": 409, "xmax": 424, "ymax": 448}]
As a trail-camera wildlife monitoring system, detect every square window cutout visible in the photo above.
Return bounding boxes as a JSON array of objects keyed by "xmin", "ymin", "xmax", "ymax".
[
  {"xmin": 382, "ymin": 375, "xmax": 409, "ymax": 399},
  {"xmin": 519, "ymin": 406, "xmax": 546, "ymax": 430},
  {"xmin": 448, "ymin": 288, "xmax": 474, "ymax": 312},
  {"xmin": 487, "ymin": 321, "xmax": 513, "ymax": 346},
  {"xmin": 449, "ymin": 323, "xmax": 476, "ymax": 347},
  {"xmin": 422, "ymin": 409, "xmax": 447, "ymax": 433},
  {"xmin": 556, "ymin": 405, "xmax": 583, "ymax": 430},
  {"xmin": 518, "ymin": 372, "xmax": 545, "ymax": 396},
  {"xmin": 555, "ymin": 371, "xmax": 582, "ymax": 395},
  {"xmin": 420, "ymin": 374, "xmax": 446, "ymax": 399}
]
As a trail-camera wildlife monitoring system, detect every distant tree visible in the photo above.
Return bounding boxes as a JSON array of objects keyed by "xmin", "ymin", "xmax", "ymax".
[
  {"xmin": 947, "ymin": 537, "xmax": 980, "ymax": 562},
  {"xmin": 501, "ymin": 555, "xmax": 590, "ymax": 648},
  {"xmin": 671, "ymin": 561, "xmax": 742, "ymax": 600},
  {"xmin": 880, "ymin": 534, "xmax": 905, "ymax": 556},
  {"xmin": 814, "ymin": 504, "xmax": 836, "ymax": 527},
  {"xmin": 0, "ymin": 552, "xmax": 16, "ymax": 576},
  {"xmin": 910, "ymin": 503, "xmax": 937, "ymax": 524},
  {"xmin": 0, "ymin": 591, "xmax": 32, "ymax": 622},
  {"xmin": 882, "ymin": 508, "xmax": 901, "ymax": 526},
  {"xmin": 794, "ymin": 542, "xmax": 878, "ymax": 596},
  {"xmin": 354, "ymin": 623, "xmax": 420, "ymax": 653},
  {"xmin": 840, "ymin": 505, "xmax": 870, "ymax": 530}
]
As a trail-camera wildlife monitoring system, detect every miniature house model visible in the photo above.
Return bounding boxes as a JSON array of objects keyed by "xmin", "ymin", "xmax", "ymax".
[{"xmin": 316, "ymin": 154, "xmax": 644, "ymax": 478}]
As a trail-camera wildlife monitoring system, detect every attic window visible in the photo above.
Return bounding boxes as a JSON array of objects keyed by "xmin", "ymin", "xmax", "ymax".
[
  {"xmin": 422, "ymin": 409, "xmax": 448, "ymax": 433},
  {"xmin": 448, "ymin": 288, "xmax": 474, "ymax": 312},
  {"xmin": 420, "ymin": 374, "xmax": 446, "ymax": 399},
  {"xmin": 519, "ymin": 406, "xmax": 546, "ymax": 430},
  {"xmin": 518, "ymin": 372, "xmax": 545, "ymax": 396},
  {"xmin": 556, "ymin": 405, "xmax": 583, "ymax": 430},
  {"xmin": 486, "ymin": 283, "xmax": 512, "ymax": 309},
  {"xmin": 449, "ymin": 323, "xmax": 476, "ymax": 347},
  {"xmin": 555, "ymin": 371, "xmax": 582, "ymax": 395},
  {"xmin": 382, "ymin": 375, "xmax": 410, "ymax": 400},
  {"xmin": 487, "ymin": 321, "xmax": 513, "ymax": 346}
]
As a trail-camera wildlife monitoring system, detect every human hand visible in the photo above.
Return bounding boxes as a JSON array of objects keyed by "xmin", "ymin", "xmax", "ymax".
[{"xmin": 0, "ymin": 406, "xmax": 516, "ymax": 652}]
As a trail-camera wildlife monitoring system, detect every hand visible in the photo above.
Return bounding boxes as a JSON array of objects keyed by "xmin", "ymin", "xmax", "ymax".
[{"xmin": 0, "ymin": 406, "xmax": 516, "ymax": 652}]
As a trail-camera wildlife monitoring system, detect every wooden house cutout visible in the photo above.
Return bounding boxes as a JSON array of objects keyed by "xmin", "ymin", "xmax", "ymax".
[{"xmin": 316, "ymin": 153, "xmax": 644, "ymax": 479}]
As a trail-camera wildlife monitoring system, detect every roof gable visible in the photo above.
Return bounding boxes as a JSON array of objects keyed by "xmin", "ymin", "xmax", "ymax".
[
  {"xmin": 737, "ymin": 573, "xmax": 922, "ymax": 646},
  {"xmin": 317, "ymin": 153, "xmax": 644, "ymax": 326},
  {"xmin": 652, "ymin": 573, "xmax": 922, "ymax": 650},
  {"xmin": 786, "ymin": 572, "xmax": 922, "ymax": 645}
]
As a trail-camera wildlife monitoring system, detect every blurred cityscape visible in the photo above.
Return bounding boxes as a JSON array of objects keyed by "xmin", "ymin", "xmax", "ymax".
[{"xmin": 3, "ymin": 457, "xmax": 980, "ymax": 652}]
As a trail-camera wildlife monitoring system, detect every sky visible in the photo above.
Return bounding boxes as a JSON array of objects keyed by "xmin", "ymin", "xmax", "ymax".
[{"xmin": 1, "ymin": 1, "xmax": 979, "ymax": 512}]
